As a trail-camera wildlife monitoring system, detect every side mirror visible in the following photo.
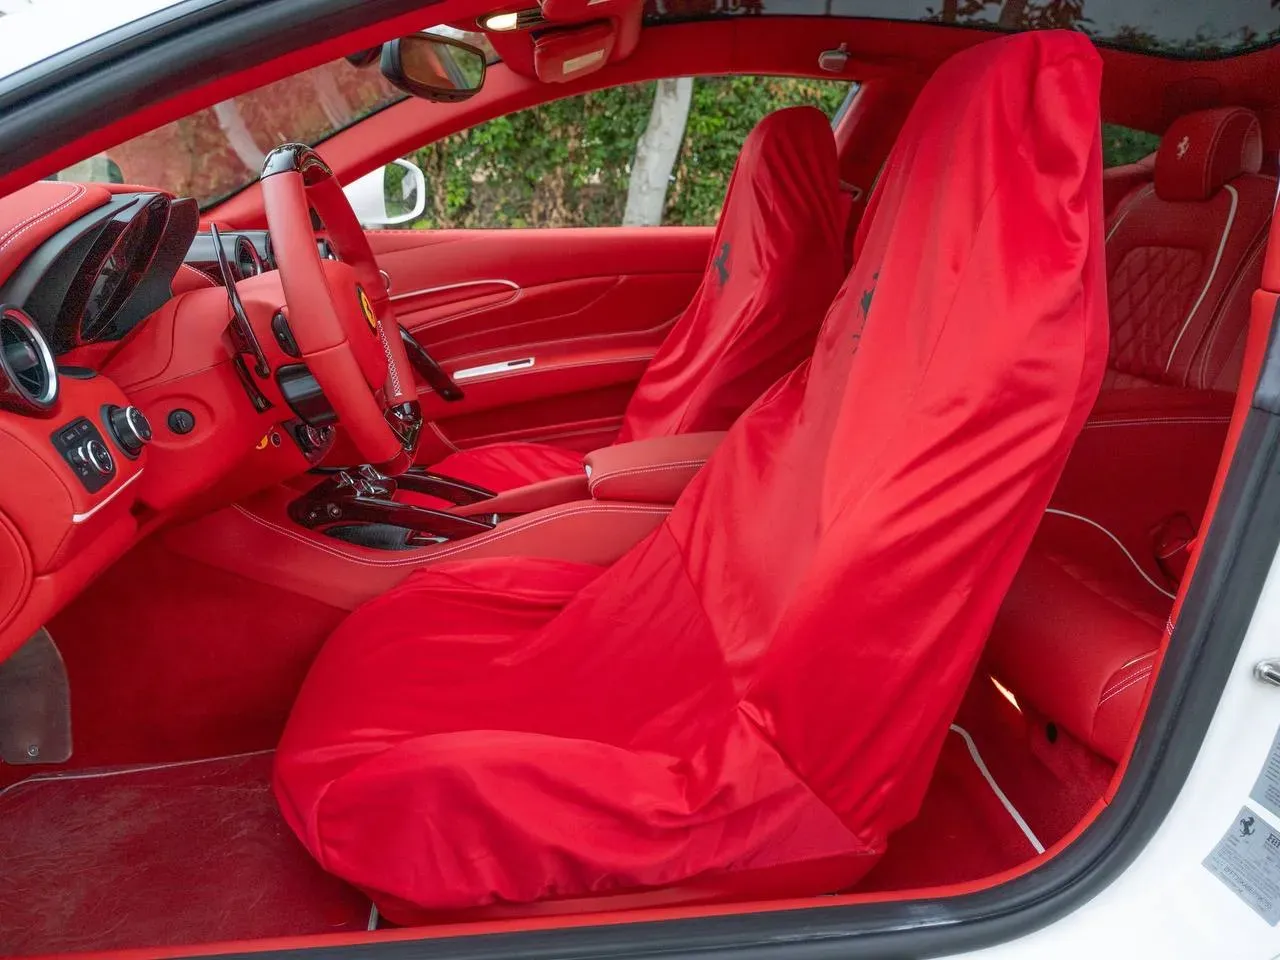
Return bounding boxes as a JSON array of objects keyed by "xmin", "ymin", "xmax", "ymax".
[
  {"xmin": 343, "ymin": 157, "xmax": 428, "ymax": 228},
  {"xmin": 380, "ymin": 34, "xmax": 486, "ymax": 103}
]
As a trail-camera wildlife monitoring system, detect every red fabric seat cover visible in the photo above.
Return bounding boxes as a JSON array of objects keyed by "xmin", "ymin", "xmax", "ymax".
[
  {"xmin": 423, "ymin": 106, "xmax": 845, "ymax": 493},
  {"xmin": 274, "ymin": 32, "xmax": 1107, "ymax": 919}
]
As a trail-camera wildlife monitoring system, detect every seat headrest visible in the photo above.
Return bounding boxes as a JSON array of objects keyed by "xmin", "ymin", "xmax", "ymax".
[{"xmin": 1154, "ymin": 107, "xmax": 1263, "ymax": 202}]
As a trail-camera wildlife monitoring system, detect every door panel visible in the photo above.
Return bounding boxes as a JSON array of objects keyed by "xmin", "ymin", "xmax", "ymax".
[{"xmin": 369, "ymin": 227, "xmax": 711, "ymax": 459}]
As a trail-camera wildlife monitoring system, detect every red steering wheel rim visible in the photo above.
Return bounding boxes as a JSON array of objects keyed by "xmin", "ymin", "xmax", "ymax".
[{"xmin": 260, "ymin": 143, "xmax": 421, "ymax": 474}]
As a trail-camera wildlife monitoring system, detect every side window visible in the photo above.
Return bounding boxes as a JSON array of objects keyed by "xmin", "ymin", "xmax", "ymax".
[
  {"xmin": 399, "ymin": 75, "xmax": 852, "ymax": 230},
  {"xmin": 1102, "ymin": 123, "xmax": 1160, "ymax": 168}
]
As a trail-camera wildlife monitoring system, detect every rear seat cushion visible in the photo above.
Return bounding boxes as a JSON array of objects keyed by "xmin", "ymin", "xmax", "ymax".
[
  {"xmin": 1047, "ymin": 386, "xmax": 1233, "ymax": 583},
  {"xmin": 987, "ymin": 512, "xmax": 1173, "ymax": 763},
  {"xmin": 1104, "ymin": 107, "xmax": 1272, "ymax": 390}
]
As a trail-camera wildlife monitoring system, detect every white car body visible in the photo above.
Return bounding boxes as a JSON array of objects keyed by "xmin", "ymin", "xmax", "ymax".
[{"xmin": 1, "ymin": 5, "xmax": 1278, "ymax": 958}]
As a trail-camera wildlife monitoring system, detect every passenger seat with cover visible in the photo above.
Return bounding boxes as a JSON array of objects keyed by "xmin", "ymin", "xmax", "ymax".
[{"xmin": 987, "ymin": 106, "xmax": 1275, "ymax": 763}]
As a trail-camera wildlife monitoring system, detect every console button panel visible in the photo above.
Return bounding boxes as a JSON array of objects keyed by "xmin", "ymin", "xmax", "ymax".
[{"xmin": 52, "ymin": 417, "xmax": 116, "ymax": 493}]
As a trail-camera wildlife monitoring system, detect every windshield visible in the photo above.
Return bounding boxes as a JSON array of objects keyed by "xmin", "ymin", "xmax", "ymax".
[{"xmin": 50, "ymin": 58, "xmax": 407, "ymax": 208}]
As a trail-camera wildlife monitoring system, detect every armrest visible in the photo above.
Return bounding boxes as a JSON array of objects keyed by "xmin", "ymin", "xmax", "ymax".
[{"xmin": 585, "ymin": 432, "xmax": 726, "ymax": 504}]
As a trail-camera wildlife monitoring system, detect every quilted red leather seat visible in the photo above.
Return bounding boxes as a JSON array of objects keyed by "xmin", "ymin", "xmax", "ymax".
[
  {"xmin": 274, "ymin": 31, "xmax": 1106, "ymax": 920},
  {"xmin": 1103, "ymin": 106, "xmax": 1271, "ymax": 392},
  {"xmin": 986, "ymin": 107, "xmax": 1276, "ymax": 760},
  {"xmin": 416, "ymin": 106, "xmax": 846, "ymax": 492}
]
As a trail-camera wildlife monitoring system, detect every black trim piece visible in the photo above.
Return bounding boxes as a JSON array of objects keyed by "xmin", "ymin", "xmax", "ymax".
[
  {"xmin": 400, "ymin": 327, "xmax": 464, "ymax": 402},
  {"xmin": 189, "ymin": 322, "xmax": 1280, "ymax": 956},
  {"xmin": 0, "ymin": 0, "xmax": 443, "ymax": 183}
]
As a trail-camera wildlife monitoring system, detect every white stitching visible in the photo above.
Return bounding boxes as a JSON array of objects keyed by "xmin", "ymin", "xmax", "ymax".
[
  {"xmin": 390, "ymin": 278, "xmax": 520, "ymax": 304},
  {"xmin": 1112, "ymin": 651, "xmax": 1156, "ymax": 674},
  {"xmin": 1082, "ymin": 416, "xmax": 1231, "ymax": 429},
  {"xmin": 377, "ymin": 323, "xmax": 402, "ymax": 397},
  {"xmin": 0, "ymin": 183, "xmax": 86, "ymax": 255},
  {"xmin": 1043, "ymin": 508, "xmax": 1177, "ymax": 600},
  {"xmin": 231, "ymin": 501, "xmax": 668, "ymax": 568},
  {"xmin": 428, "ymin": 421, "xmax": 459, "ymax": 452},
  {"xmin": 1104, "ymin": 184, "xmax": 1154, "ymax": 243},
  {"xmin": 1195, "ymin": 236, "xmax": 1267, "ymax": 388},
  {"xmin": 1165, "ymin": 183, "xmax": 1238, "ymax": 375},
  {"xmin": 588, "ymin": 458, "xmax": 708, "ymax": 496},
  {"xmin": 0, "ymin": 748, "xmax": 275, "ymax": 800},
  {"xmin": 1099, "ymin": 666, "xmax": 1154, "ymax": 706},
  {"xmin": 178, "ymin": 263, "xmax": 218, "ymax": 288}
]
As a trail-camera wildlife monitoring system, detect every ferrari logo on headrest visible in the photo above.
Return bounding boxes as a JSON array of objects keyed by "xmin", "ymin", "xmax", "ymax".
[
  {"xmin": 356, "ymin": 286, "xmax": 379, "ymax": 334},
  {"xmin": 1177, "ymin": 136, "xmax": 1190, "ymax": 160}
]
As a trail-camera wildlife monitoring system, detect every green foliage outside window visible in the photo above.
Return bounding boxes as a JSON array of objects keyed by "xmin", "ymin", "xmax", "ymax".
[
  {"xmin": 1102, "ymin": 123, "xmax": 1161, "ymax": 168},
  {"xmin": 405, "ymin": 75, "xmax": 849, "ymax": 229}
]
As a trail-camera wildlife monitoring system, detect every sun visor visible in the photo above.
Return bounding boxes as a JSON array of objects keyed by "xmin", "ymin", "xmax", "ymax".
[{"xmin": 533, "ymin": 22, "xmax": 615, "ymax": 83}]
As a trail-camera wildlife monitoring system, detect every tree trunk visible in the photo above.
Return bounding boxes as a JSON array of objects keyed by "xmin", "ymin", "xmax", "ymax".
[
  {"xmin": 998, "ymin": 0, "xmax": 1028, "ymax": 28},
  {"xmin": 310, "ymin": 69, "xmax": 354, "ymax": 129},
  {"xmin": 212, "ymin": 100, "xmax": 266, "ymax": 174},
  {"xmin": 623, "ymin": 77, "xmax": 694, "ymax": 227},
  {"xmin": 940, "ymin": 0, "xmax": 958, "ymax": 22}
]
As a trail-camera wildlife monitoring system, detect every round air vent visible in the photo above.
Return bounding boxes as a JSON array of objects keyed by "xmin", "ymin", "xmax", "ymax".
[
  {"xmin": 0, "ymin": 305, "xmax": 59, "ymax": 416},
  {"xmin": 235, "ymin": 236, "xmax": 263, "ymax": 278}
]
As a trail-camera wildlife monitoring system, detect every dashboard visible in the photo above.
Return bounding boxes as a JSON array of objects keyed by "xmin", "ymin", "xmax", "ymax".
[
  {"xmin": 0, "ymin": 190, "xmax": 197, "ymax": 352},
  {"xmin": 0, "ymin": 180, "xmax": 326, "ymax": 660}
]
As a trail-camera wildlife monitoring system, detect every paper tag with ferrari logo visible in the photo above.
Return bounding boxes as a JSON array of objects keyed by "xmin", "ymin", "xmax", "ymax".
[{"xmin": 356, "ymin": 286, "xmax": 378, "ymax": 334}]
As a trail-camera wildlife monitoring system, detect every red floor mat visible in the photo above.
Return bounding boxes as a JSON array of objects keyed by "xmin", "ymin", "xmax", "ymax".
[
  {"xmin": 0, "ymin": 752, "xmax": 371, "ymax": 957},
  {"xmin": 37, "ymin": 537, "xmax": 347, "ymax": 780},
  {"xmin": 856, "ymin": 725, "xmax": 1041, "ymax": 891}
]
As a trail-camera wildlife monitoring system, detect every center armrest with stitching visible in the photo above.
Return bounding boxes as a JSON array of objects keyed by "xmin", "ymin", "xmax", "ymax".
[{"xmin": 585, "ymin": 432, "xmax": 726, "ymax": 504}]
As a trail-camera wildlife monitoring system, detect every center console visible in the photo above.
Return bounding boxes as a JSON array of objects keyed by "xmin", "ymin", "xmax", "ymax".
[
  {"xmin": 288, "ymin": 466, "xmax": 500, "ymax": 549},
  {"xmin": 285, "ymin": 431, "xmax": 728, "ymax": 552}
]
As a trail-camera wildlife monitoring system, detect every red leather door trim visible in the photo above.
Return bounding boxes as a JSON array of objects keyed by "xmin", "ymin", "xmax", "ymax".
[{"xmin": 368, "ymin": 227, "xmax": 710, "ymax": 456}]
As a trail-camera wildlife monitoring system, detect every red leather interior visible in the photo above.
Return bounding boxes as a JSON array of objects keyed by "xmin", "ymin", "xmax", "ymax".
[
  {"xmin": 272, "ymin": 32, "xmax": 1106, "ymax": 920},
  {"xmin": 584, "ymin": 431, "xmax": 725, "ymax": 503},
  {"xmin": 0, "ymin": 182, "xmax": 111, "ymax": 286},
  {"xmin": 1103, "ymin": 107, "xmax": 1273, "ymax": 391},
  {"xmin": 168, "ymin": 489, "xmax": 670, "ymax": 610},
  {"xmin": 0, "ymin": 374, "xmax": 148, "ymax": 659},
  {"xmin": 532, "ymin": 23, "xmax": 616, "ymax": 84},
  {"xmin": 410, "ymin": 106, "xmax": 844, "ymax": 494},
  {"xmin": 370, "ymin": 226, "xmax": 709, "ymax": 457},
  {"xmin": 986, "ymin": 108, "xmax": 1279, "ymax": 763},
  {"xmin": 451, "ymin": 473, "xmax": 589, "ymax": 518},
  {"xmin": 1102, "ymin": 151, "xmax": 1155, "ymax": 216},
  {"xmin": 1152, "ymin": 107, "xmax": 1263, "ymax": 203},
  {"xmin": 987, "ymin": 512, "xmax": 1174, "ymax": 763}
]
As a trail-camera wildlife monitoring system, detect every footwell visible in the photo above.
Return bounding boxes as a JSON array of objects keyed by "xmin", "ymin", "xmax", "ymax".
[{"xmin": 0, "ymin": 751, "xmax": 371, "ymax": 956}]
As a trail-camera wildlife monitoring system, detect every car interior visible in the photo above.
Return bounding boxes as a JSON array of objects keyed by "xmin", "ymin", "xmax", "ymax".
[{"xmin": 0, "ymin": 1, "xmax": 1278, "ymax": 956}]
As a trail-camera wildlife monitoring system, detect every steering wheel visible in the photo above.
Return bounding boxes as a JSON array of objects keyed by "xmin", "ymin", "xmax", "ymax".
[{"xmin": 260, "ymin": 144, "xmax": 421, "ymax": 474}]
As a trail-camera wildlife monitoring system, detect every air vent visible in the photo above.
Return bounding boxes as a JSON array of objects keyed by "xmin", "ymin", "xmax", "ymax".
[
  {"xmin": 235, "ymin": 236, "xmax": 264, "ymax": 278},
  {"xmin": 0, "ymin": 305, "xmax": 59, "ymax": 416}
]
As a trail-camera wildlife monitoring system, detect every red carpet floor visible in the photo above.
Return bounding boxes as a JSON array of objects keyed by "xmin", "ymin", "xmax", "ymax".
[{"xmin": 0, "ymin": 751, "xmax": 372, "ymax": 956}]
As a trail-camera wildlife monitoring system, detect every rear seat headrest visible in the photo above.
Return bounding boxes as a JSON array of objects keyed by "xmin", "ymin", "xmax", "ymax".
[{"xmin": 1154, "ymin": 107, "xmax": 1263, "ymax": 202}]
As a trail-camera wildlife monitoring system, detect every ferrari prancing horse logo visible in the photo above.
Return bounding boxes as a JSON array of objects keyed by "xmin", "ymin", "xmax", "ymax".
[{"xmin": 356, "ymin": 286, "xmax": 379, "ymax": 334}]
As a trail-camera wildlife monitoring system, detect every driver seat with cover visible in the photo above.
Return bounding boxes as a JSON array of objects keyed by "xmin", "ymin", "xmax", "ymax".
[
  {"xmin": 275, "ymin": 31, "xmax": 1106, "ymax": 921},
  {"xmin": 415, "ymin": 105, "xmax": 846, "ymax": 494}
]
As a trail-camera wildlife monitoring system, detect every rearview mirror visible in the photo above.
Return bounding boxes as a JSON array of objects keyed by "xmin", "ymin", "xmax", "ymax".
[
  {"xmin": 380, "ymin": 34, "xmax": 486, "ymax": 103},
  {"xmin": 343, "ymin": 157, "xmax": 428, "ymax": 228}
]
